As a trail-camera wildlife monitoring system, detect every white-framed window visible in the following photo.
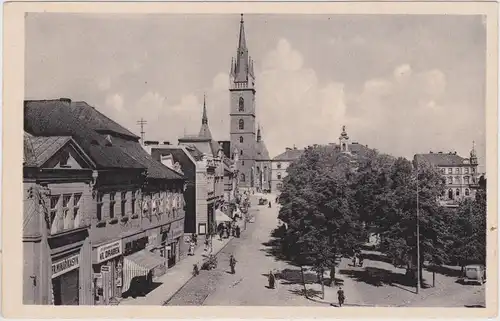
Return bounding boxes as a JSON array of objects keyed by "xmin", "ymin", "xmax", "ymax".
[
  {"xmin": 96, "ymin": 193, "xmax": 103, "ymax": 221},
  {"xmin": 440, "ymin": 168, "xmax": 445, "ymax": 174},
  {"xmin": 465, "ymin": 188, "xmax": 470, "ymax": 196},
  {"xmin": 455, "ymin": 168, "xmax": 460, "ymax": 174},
  {"xmin": 239, "ymin": 136, "xmax": 243, "ymax": 143},
  {"xmin": 49, "ymin": 195, "xmax": 60, "ymax": 233},
  {"xmin": 73, "ymin": 193, "xmax": 82, "ymax": 228},
  {"xmin": 465, "ymin": 167, "xmax": 469, "ymax": 174},
  {"xmin": 120, "ymin": 192, "xmax": 127, "ymax": 216},
  {"xmin": 456, "ymin": 188, "xmax": 460, "ymax": 196},
  {"xmin": 464, "ymin": 176, "xmax": 470, "ymax": 184},
  {"xmin": 455, "ymin": 176, "xmax": 461, "ymax": 184},
  {"xmin": 447, "ymin": 176, "xmax": 453, "ymax": 184},
  {"xmin": 109, "ymin": 192, "xmax": 116, "ymax": 219},
  {"xmin": 448, "ymin": 168, "xmax": 452, "ymax": 174},
  {"xmin": 277, "ymin": 172, "xmax": 282, "ymax": 180},
  {"xmin": 239, "ymin": 119, "xmax": 244, "ymax": 130},
  {"xmin": 62, "ymin": 194, "xmax": 72, "ymax": 230}
]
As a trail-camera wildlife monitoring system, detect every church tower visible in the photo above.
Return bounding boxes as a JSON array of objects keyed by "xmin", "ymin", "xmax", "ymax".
[
  {"xmin": 230, "ymin": 14, "xmax": 257, "ymax": 188},
  {"xmin": 339, "ymin": 125, "xmax": 350, "ymax": 153}
]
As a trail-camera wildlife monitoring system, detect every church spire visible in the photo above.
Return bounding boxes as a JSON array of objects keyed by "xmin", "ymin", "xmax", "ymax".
[
  {"xmin": 233, "ymin": 14, "xmax": 250, "ymax": 83},
  {"xmin": 199, "ymin": 94, "xmax": 212, "ymax": 139},
  {"xmin": 202, "ymin": 93, "xmax": 208, "ymax": 125}
]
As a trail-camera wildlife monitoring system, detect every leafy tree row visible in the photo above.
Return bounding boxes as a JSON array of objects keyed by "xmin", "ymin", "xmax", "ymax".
[{"xmin": 277, "ymin": 145, "xmax": 486, "ymax": 294}]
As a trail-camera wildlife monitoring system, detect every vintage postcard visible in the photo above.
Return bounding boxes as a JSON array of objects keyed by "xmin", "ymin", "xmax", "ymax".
[{"xmin": 2, "ymin": 1, "xmax": 498, "ymax": 319}]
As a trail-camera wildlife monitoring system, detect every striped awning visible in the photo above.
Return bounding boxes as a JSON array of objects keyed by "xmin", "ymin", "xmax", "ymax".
[{"xmin": 122, "ymin": 250, "xmax": 165, "ymax": 293}]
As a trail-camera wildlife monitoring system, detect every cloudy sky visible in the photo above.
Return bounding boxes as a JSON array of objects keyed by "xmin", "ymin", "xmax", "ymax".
[{"xmin": 26, "ymin": 13, "xmax": 486, "ymax": 170}]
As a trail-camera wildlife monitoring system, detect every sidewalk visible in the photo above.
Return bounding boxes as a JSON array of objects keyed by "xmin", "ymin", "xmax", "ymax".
[{"xmin": 119, "ymin": 236, "xmax": 233, "ymax": 306}]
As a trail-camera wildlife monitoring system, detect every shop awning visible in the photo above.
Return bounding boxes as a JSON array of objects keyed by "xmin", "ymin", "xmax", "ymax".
[
  {"xmin": 122, "ymin": 250, "xmax": 165, "ymax": 293},
  {"xmin": 216, "ymin": 209, "xmax": 232, "ymax": 223}
]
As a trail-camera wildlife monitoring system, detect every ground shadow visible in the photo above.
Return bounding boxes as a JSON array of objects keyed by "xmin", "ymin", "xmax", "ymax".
[
  {"xmin": 260, "ymin": 237, "xmax": 299, "ymax": 266},
  {"xmin": 275, "ymin": 268, "xmax": 320, "ymax": 285},
  {"xmin": 122, "ymin": 281, "xmax": 162, "ymax": 298},
  {"xmin": 361, "ymin": 252, "xmax": 394, "ymax": 265},
  {"xmin": 340, "ymin": 267, "xmax": 416, "ymax": 289},
  {"xmin": 426, "ymin": 264, "xmax": 462, "ymax": 278},
  {"xmin": 289, "ymin": 288, "xmax": 324, "ymax": 299}
]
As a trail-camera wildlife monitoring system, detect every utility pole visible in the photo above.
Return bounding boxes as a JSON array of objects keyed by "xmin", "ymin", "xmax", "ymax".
[
  {"xmin": 136, "ymin": 118, "xmax": 147, "ymax": 145},
  {"xmin": 416, "ymin": 166, "xmax": 421, "ymax": 294}
]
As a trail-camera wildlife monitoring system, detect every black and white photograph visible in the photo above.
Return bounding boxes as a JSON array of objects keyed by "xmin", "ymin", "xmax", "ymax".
[{"xmin": 2, "ymin": 1, "xmax": 498, "ymax": 318}]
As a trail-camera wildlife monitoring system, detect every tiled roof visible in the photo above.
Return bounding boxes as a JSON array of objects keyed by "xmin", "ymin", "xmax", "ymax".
[
  {"xmin": 273, "ymin": 148, "xmax": 304, "ymax": 161},
  {"xmin": 24, "ymin": 99, "xmax": 145, "ymax": 170},
  {"xmin": 256, "ymin": 140, "xmax": 271, "ymax": 161},
  {"xmin": 72, "ymin": 101, "xmax": 139, "ymax": 139},
  {"xmin": 414, "ymin": 153, "xmax": 468, "ymax": 167},
  {"xmin": 23, "ymin": 132, "xmax": 37, "ymax": 166},
  {"xmin": 112, "ymin": 137, "xmax": 184, "ymax": 180}
]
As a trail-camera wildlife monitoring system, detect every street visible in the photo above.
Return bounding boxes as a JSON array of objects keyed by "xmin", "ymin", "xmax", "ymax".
[{"xmin": 166, "ymin": 193, "xmax": 485, "ymax": 307}]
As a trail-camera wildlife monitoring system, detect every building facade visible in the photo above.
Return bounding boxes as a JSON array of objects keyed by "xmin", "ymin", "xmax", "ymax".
[
  {"xmin": 271, "ymin": 147, "xmax": 304, "ymax": 192},
  {"xmin": 24, "ymin": 99, "xmax": 186, "ymax": 305},
  {"xmin": 23, "ymin": 133, "xmax": 95, "ymax": 305},
  {"xmin": 414, "ymin": 143, "xmax": 480, "ymax": 207},
  {"xmin": 229, "ymin": 14, "xmax": 271, "ymax": 190}
]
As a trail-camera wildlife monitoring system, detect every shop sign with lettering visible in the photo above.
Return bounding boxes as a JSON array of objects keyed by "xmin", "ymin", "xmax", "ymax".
[
  {"xmin": 51, "ymin": 253, "xmax": 80, "ymax": 278},
  {"xmin": 97, "ymin": 240, "xmax": 122, "ymax": 263}
]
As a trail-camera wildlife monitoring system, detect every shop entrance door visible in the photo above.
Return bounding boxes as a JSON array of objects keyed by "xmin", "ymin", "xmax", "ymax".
[
  {"xmin": 167, "ymin": 244, "xmax": 176, "ymax": 268},
  {"xmin": 52, "ymin": 269, "xmax": 79, "ymax": 305}
]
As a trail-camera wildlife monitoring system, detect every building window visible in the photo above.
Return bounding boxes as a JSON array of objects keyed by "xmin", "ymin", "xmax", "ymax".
[
  {"xmin": 96, "ymin": 193, "xmax": 103, "ymax": 221},
  {"xmin": 62, "ymin": 194, "xmax": 72, "ymax": 230},
  {"xmin": 121, "ymin": 192, "xmax": 127, "ymax": 216},
  {"xmin": 455, "ymin": 176, "xmax": 461, "ymax": 184},
  {"xmin": 465, "ymin": 188, "xmax": 470, "ymax": 196},
  {"xmin": 239, "ymin": 97, "xmax": 244, "ymax": 112},
  {"xmin": 447, "ymin": 176, "xmax": 453, "ymax": 184},
  {"xmin": 131, "ymin": 190, "xmax": 137, "ymax": 215},
  {"xmin": 464, "ymin": 176, "xmax": 470, "ymax": 184},
  {"xmin": 455, "ymin": 168, "xmax": 460, "ymax": 174},
  {"xmin": 240, "ymin": 150, "xmax": 243, "ymax": 156},
  {"xmin": 448, "ymin": 189, "xmax": 453, "ymax": 200},
  {"xmin": 456, "ymin": 188, "xmax": 460, "ymax": 196},
  {"xmin": 440, "ymin": 168, "xmax": 445, "ymax": 174},
  {"xmin": 242, "ymin": 160, "xmax": 245, "ymax": 165},
  {"xmin": 448, "ymin": 168, "xmax": 452, "ymax": 174},
  {"xmin": 73, "ymin": 193, "xmax": 82, "ymax": 228},
  {"xmin": 465, "ymin": 167, "xmax": 469, "ymax": 174},
  {"xmin": 276, "ymin": 183, "xmax": 283, "ymax": 190},
  {"xmin": 239, "ymin": 136, "xmax": 243, "ymax": 143},
  {"xmin": 241, "ymin": 173, "xmax": 246, "ymax": 182},
  {"xmin": 49, "ymin": 195, "xmax": 59, "ymax": 231},
  {"xmin": 277, "ymin": 173, "xmax": 282, "ymax": 180},
  {"xmin": 239, "ymin": 119, "xmax": 244, "ymax": 130},
  {"xmin": 472, "ymin": 167, "xmax": 476, "ymax": 173},
  {"xmin": 277, "ymin": 162, "xmax": 282, "ymax": 169},
  {"xmin": 109, "ymin": 192, "xmax": 116, "ymax": 219}
]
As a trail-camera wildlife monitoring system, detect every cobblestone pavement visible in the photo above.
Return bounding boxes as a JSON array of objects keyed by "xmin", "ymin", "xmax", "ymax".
[{"xmin": 166, "ymin": 193, "xmax": 486, "ymax": 307}]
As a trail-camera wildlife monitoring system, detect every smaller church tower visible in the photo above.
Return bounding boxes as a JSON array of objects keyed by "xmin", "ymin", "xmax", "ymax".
[
  {"xmin": 339, "ymin": 125, "xmax": 350, "ymax": 153},
  {"xmin": 470, "ymin": 140, "xmax": 478, "ymax": 165}
]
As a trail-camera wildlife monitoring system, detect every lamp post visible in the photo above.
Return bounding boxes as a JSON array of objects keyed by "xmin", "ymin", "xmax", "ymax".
[{"xmin": 416, "ymin": 166, "xmax": 421, "ymax": 294}]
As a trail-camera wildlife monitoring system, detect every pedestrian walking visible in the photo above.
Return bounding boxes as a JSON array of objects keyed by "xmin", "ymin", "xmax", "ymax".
[
  {"xmin": 193, "ymin": 264, "xmax": 199, "ymax": 276},
  {"xmin": 229, "ymin": 254, "xmax": 237, "ymax": 274},
  {"xmin": 204, "ymin": 237, "xmax": 210, "ymax": 251},
  {"xmin": 192, "ymin": 233, "xmax": 198, "ymax": 246},
  {"xmin": 188, "ymin": 240, "xmax": 195, "ymax": 256},
  {"xmin": 337, "ymin": 287, "xmax": 345, "ymax": 307},
  {"xmin": 235, "ymin": 225, "xmax": 241, "ymax": 238},
  {"xmin": 268, "ymin": 270, "xmax": 276, "ymax": 289}
]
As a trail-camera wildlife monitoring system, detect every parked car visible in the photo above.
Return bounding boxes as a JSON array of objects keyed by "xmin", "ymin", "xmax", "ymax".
[{"xmin": 462, "ymin": 264, "xmax": 486, "ymax": 285}]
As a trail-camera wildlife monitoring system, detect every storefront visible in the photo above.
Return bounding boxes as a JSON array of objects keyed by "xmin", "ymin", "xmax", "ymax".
[
  {"xmin": 121, "ymin": 234, "xmax": 165, "ymax": 298},
  {"xmin": 92, "ymin": 240, "xmax": 123, "ymax": 305},
  {"xmin": 51, "ymin": 251, "xmax": 81, "ymax": 305}
]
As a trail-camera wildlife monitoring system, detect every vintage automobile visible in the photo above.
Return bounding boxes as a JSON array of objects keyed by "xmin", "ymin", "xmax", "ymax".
[{"xmin": 462, "ymin": 264, "xmax": 486, "ymax": 285}]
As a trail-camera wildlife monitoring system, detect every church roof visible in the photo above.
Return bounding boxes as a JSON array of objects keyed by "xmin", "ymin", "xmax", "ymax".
[{"xmin": 256, "ymin": 140, "xmax": 271, "ymax": 161}]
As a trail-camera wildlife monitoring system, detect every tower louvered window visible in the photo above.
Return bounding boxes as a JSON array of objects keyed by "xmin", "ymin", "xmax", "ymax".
[
  {"xmin": 239, "ymin": 136, "xmax": 243, "ymax": 143},
  {"xmin": 239, "ymin": 119, "xmax": 244, "ymax": 130}
]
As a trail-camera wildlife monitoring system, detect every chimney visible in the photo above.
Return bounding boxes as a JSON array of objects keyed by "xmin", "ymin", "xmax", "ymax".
[
  {"xmin": 144, "ymin": 140, "xmax": 159, "ymax": 146},
  {"xmin": 163, "ymin": 141, "xmax": 171, "ymax": 145},
  {"xmin": 285, "ymin": 147, "xmax": 292, "ymax": 151},
  {"xmin": 60, "ymin": 98, "xmax": 71, "ymax": 105}
]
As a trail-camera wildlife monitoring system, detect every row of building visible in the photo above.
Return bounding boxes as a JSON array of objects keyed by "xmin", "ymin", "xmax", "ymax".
[
  {"xmin": 270, "ymin": 126, "xmax": 484, "ymax": 207},
  {"xmin": 23, "ymin": 98, "xmax": 239, "ymax": 305}
]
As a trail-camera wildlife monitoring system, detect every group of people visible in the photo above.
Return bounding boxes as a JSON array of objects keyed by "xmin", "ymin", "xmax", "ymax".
[
  {"xmin": 217, "ymin": 221, "xmax": 241, "ymax": 240},
  {"xmin": 187, "ymin": 234, "xmax": 198, "ymax": 256},
  {"xmin": 352, "ymin": 251, "xmax": 364, "ymax": 267}
]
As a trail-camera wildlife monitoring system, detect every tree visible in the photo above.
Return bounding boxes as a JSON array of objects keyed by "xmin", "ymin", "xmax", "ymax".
[
  {"xmin": 447, "ymin": 176, "xmax": 486, "ymax": 270},
  {"xmin": 278, "ymin": 146, "xmax": 365, "ymax": 298},
  {"xmin": 374, "ymin": 158, "xmax": 448, "ymax": 286}
]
